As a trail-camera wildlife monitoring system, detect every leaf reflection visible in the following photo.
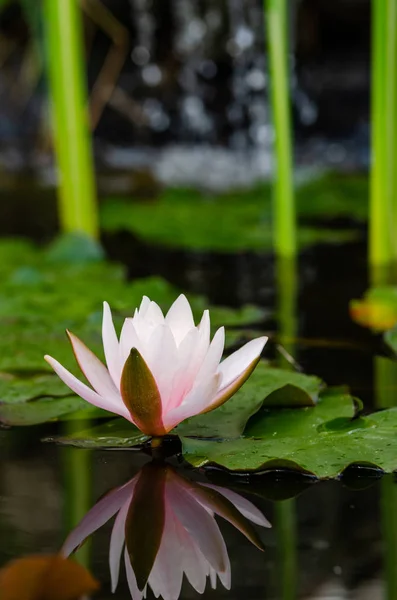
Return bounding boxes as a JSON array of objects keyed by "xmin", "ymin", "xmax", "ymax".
[{"xmin": 62, "ymin": 462, "xmax": 271, "ymax": 600}]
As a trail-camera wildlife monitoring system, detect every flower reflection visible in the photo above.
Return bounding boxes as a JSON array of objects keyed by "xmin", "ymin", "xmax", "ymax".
[{"xmin": 62, "ymin": 462, "xmax": 271, "ymax": 600}]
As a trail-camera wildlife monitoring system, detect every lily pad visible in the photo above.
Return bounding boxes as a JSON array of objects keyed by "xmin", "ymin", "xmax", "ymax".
[
  {"xmin": 350, "ymin": 286, "xmax": 397, "ymax": 331},
  {"xmin": 55, "ymin": 363, "xmax": 323, "ymax": 447},
  {"xmin": 52, "ymin": 418, "xmax": 149, "ymax": 448},
  {"xmin": 0, "ymin": 395, "xmax": 91, "ymax": 426},
  {"xmin": 181, "ymin": 393, "xmax": 397, "ymax": 479},
  {"xmin": 0, "ymin": 374, "xmax": 70, "ymax": 404},
  {"xmin": 101, "ymin": 192, "xmax": 359, "ymax": 253}
]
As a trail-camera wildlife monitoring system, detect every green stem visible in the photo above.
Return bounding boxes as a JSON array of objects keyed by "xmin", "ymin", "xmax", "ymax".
[
  {"xmin": 265, "ymin": 0, "xmax": 296, "ymax": 257},
  {"xmin": 275, "ymin": 500, "xmax": 297, "ymax": 600},
  {"xmin": 62, "ymin": 418, "xmax": 92, "ymax": 567},
  {"xmin": 370, "ymin": 0, "xmax": 397, "ymax": 266},
  {"xmin": 44, "ymin": 0, "xmax": 99, "ymax": 239}
]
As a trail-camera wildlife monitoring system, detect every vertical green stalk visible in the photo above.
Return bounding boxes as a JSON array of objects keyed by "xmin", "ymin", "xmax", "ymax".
[
  {"xmin": 273, "ymin": 256, "xmax": 298, "ymax": 599},
  {"xmin": 62, "ymin": 419, "xmax": 92, "ymax": 567},
  {"xmin": 370, "ymin": 0, "xmax": 397, "ymax": 266},
  {"xmin": 275, "ymin": 500, "xmax": 297, "ymax": 600},
  {"xmin": 44, "ymin": 0, "xmax": 99, "ymax": 238},
  {"xmin": 375, "ymin": 356, "xmax": 397, "ymax": 599},
  {"xmin": 265, "ymin": 0, "xmax": 296, "ymax": 257}
]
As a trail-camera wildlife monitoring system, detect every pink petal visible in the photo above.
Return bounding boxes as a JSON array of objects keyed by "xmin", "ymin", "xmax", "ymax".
[
  {"xmin": 195, "ymin": 327, "xmax": 225, "ymax": 384},
  {"xmin": 109, "ymin": 500, "xmax": 130, "ymax": 592},
  {"xmin": 119, "ymin": 319, "xmax": 143, "ymax": 367},
  {"xmin": 165, "ymin": 295, "xmax": 195, "ymax": 345},
  {"xmin": 163, "ymin": 373, "xmax": 221, "ymax": 432},
  {"xmin": 173, "ymin": 516, "xmax": 209, "ymax": 594},
  {"xmin": 167, "ymin": 328, "xmax": 200, "ymax": 411},
  {"xmin": 102, "ymin": 301, "xmax": 122, "ymax": 388},
  {"xmin": 125, "ymin": 548, "xmax": 144, "ymax": 600},
  {"xmin": 166, "ymin": 478, "xmax": 227, "ymax": 574},
  {"xmin": 203, "ymin": 354, "xmax": 263, "ymax": 414},
  {"xmin": 44, "ymin": 355, "xmax": 131, "ymax": 420},
  {"xmin": 202, "ymin": 484, "xmax": 271, "ymax": 528},
  {"xmin": 62, "ymin": 480, "xmax": 134, "ymax": 557},
  {"xmin": 148, "ymin": 501, "xmax": 184, "ymax": 600},
  {"xmin": 144, "ymin": 325, "xmax": 178, "ymax": 410},
  {"xmin": 67, "ymin": 330, "xmax": 120, "ymax": 401},
  {"xmin": 217, "ymin": 337, "xmax": 267, "ymax": 390}
]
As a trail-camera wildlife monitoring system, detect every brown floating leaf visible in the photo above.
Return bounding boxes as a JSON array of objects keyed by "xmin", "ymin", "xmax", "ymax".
[
  {"xmin": 125, "ymin": 463, "xmax": 167, "ymax": 591},
  {"xmin": 0, "ymin": 554, "xmax": 99, "ymax": 600}
]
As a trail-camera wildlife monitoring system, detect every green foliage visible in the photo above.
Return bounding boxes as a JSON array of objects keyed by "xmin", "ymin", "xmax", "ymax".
[
  {"xmin": 181, "ymin": 393, "xmax": 397, "ymax": 478},
  {"xmin": 0, "ymin": 238, "xmax": 265, "ymax": 425},
  {"xmin": 100, "ymin": 174, "xmax": 364, "ymax": 253}
]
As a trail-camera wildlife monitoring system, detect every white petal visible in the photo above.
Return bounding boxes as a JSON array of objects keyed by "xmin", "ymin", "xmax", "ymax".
[
  {"xmin": 163, "ymin": 373, "xmax": 221, "ymax": 431},
  {"xmin": 61, "ymin": 480, "xmax": 134, "ymax": 557},
  {"xmin": 125, "ymin": 547, "xmax": 144, "ymax": 600},
  {"xmin": 165, "ymin": 295, "xmax": 195, "ymax": 345},
  {"xmin": 202, "ymin": 484, "xmax": 271, "ymax": 527},
  {"xmin": 102, "ymin": 301, "xmax": 122, "ymax": 387},
  {"xmin": 144, "ymin": 301, "xmax": 165, "ymax": 326},
  {"xmin": 167, "ymin": 328, "xmax": 200, "ymax": 411},
  {"xmin": 119, "ymin": 319, "xmax": 143, "ymax": 367},
  {"xmin": 217, "ymin": 337, "xmax": 267, "ymax": 391},
  {"xmin": 148, "ymin": 501, "xmax": 184, "ymax": 600},
  {"xmin": 44, "ymin": 355, "xmax": 131, "ymax": 420},
  {"xmin": 144, "ymin": 324, "xmax": 178, "ymax": 410},
  {"xmin": 67, "ymin": 331, "xmax": 121, "ymax": 401},
  {"xmin": 109, "ymin": 499, "xmax": 130, "ymax": 592},
  {"xmin": 166, "ymin": 478, "xmax": 227, "ymax": 574},
  {"xmin": 195, "ymin": 327, "xmax": 225, "ymax": 385},
  {"xmin": 174, "ymin": 516, "xmax": 209, "ymax": 594},
  {"xmin": 138, "ymin": 296, "xmax": 151, "ymax": 317}
]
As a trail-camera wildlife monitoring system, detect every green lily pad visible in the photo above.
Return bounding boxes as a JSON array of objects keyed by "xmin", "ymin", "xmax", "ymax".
[
  {"xmin": 0, "ymin": 374, "xmax": 70, "ymax": 404},
  {"xmin": 0, "ymin": 395, "xmax": 91, "ymax": 426},
  {"xmin": 51, "ymin": 417, "xmax": 149, "ymax": 448},
  {"xmin": 181, "ymin": 393, "xmax": 397, "ymax": 478},
  {"xmin": 55, "ymin": 363, "xmax": 323, "ymax": 447},
  {"xmin": 101, "ymin": 191, "xmax": 359, "ymax": 253}
]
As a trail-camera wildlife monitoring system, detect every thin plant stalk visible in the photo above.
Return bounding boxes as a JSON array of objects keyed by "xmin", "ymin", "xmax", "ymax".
[
  {"xmin": 62, "ymin": 418, "xmax": 92, "ymax": 567},
  {"xmin": 265, "ymin": 0, "xmax": 296, "ymax": 257},
  {"xmin": 370, "ymin": 0, "xmax": 397, "ymax": 266},
  {"xmin": 275, "ymin": 500, "xmax": 297, "ymax": 600},
  {"xmin": 374, "ymin": 356, "xmax": 397, "ymax": 599},
  {"xmin": 44, "ymin": 0, "xmax": 99, "ymax": 239}
]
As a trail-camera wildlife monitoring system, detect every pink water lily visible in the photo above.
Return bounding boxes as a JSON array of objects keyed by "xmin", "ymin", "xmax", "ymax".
[
  {"xmin": 62, "ymin": 463, "xmax": 271, "ymax": 600},
  {"xmin": 45, "ymin": 294, "xmax": 267, "ymax": 436}
]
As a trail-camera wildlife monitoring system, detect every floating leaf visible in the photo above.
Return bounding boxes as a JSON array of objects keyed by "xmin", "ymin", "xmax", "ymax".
[
  {"xmin": 0, "ymin": 374, "xmax": 70, "ymax": 404},
  {"xmin": 0, "ymin": 395, "xmax": 94, "ymax": 426},
  {"xmin": 181, "ymin": 393, "xmax": 397, "ymax": 479},
  {"xmin": 101, "ymin": 192, "xmax": 359, "ymax": 253},
  {"xmin": 350, "ymin": 286, "xmax": 397, "ymax": 331},
  {"xmin": 53, "ymin": 416, "xmax": 149, "ymax": 448}
]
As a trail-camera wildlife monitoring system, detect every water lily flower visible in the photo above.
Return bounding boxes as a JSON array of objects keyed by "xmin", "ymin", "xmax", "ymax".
[
  {"xmin": 45, "ymin": 295, "xmax": 267, "ymax": 436},
  {"xmin": 62, "ymin": 463, "xmax": 271, "ymax": 600}
]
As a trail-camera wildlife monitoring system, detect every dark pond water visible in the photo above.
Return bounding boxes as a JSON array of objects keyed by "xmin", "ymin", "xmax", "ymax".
[{"xmin": 1, "ymin": 213, "xmax": 396, "ymax": 599}]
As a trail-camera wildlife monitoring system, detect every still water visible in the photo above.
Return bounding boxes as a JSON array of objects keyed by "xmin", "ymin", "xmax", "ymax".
[{"xmin": 0, "ymin": 233, "xmax": 394, "ymax": 599}]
